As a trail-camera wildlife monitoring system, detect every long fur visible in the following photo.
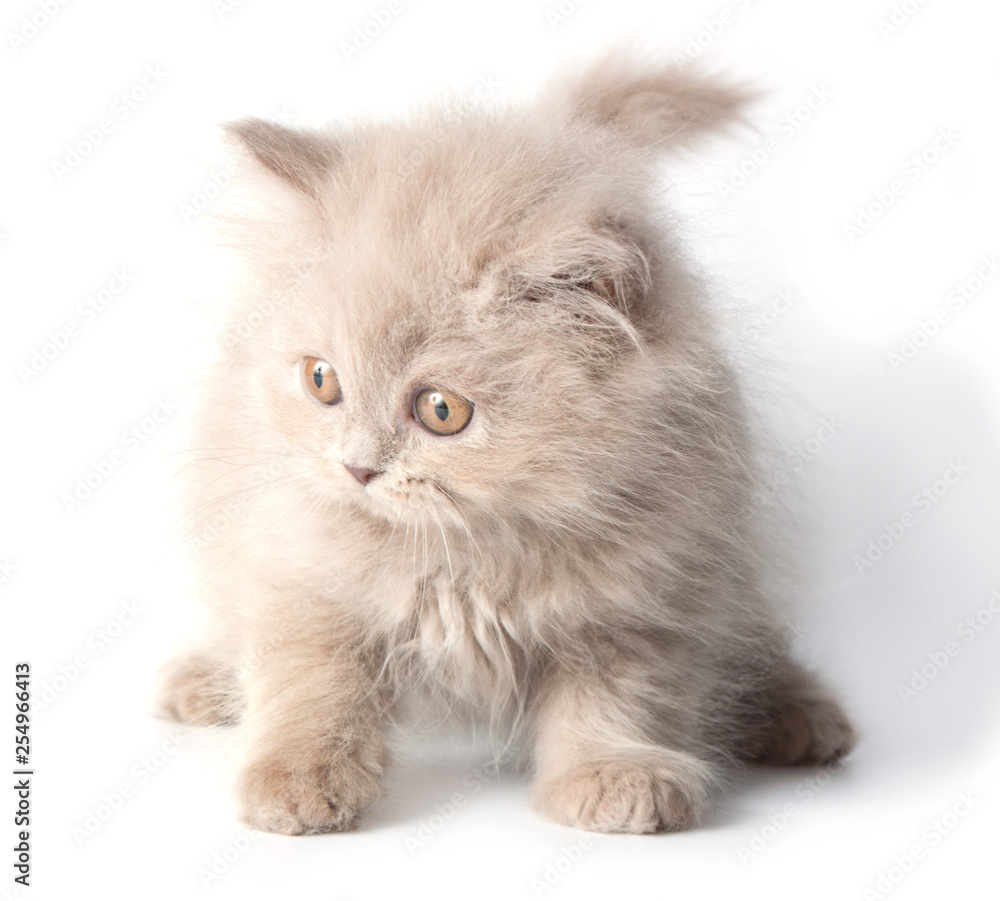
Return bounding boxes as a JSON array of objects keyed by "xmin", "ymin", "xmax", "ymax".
[{"xmin": 158, "ymin": 54, "xmax": 855, "ymax": 835}]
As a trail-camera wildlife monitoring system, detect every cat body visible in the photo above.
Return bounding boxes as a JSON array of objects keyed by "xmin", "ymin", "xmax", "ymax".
[{"xmin": 159, "ymin": 56, "xmax": 855, "ymax": 834}]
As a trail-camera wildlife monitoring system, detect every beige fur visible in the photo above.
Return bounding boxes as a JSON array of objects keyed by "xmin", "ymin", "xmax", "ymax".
[{"xmin": 158, "ymin": 54, "xmax": 855, "ymax": 835}]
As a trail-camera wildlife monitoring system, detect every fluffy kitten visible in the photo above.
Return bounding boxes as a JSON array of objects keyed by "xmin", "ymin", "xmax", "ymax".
[{"xmin": 158, "ymin": 55, "xmax": 855, "ymax": 835}]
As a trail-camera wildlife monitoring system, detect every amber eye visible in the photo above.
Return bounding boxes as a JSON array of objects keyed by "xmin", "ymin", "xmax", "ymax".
[
  {"xmin": 301, "ymin": 357, "xmax": 342, "ymax": 405},
  {"xmin": 413, "ymin": 388, "xmax": 474, "ymax": 436}
]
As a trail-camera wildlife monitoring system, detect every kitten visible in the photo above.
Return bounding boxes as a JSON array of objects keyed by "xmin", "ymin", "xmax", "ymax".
[{"xmin": 158, "ymin": 54, "xmax": 855, "ymax": 835}]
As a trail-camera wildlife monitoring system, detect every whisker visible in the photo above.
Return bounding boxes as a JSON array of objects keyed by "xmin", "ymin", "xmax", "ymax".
[{"xmin": 165, "ymin": 473, "xmax": 313, "ymax": 546}]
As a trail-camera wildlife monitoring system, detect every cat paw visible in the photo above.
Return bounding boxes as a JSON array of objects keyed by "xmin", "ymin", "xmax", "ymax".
[
  {"xmin": 754, "ymin": 695, "xmax": 857, "ymax": 766},
  {"xmin": 237, "ymin": 753, "xmax": 383, "ymax": 835},
  {"xmin": 155, "ymin": 653, "xmax": 240, "ymax": 726},
  {"xmin": 533, "ymin": 759, "xmax": 708, "ymax": 834}
]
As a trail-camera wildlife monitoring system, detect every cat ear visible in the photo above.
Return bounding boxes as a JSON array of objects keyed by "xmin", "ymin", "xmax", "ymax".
[
  {"xmin": 223, "ymin": 118, "xmax": 339, "ymax": 198},
  {"xmin": 556, "ymin": 52, "xmax": 754, "ymax": 150},
  {"xmin": 513, "ymin": 223, "xmax": 652, "ymax": 320}
]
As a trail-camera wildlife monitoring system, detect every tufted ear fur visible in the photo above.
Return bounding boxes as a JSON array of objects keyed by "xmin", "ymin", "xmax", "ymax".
[
  {"xmin": 511, "ymin": 223, "xmax": 651, "ymax": 317},
  {"xmin": 556, "ymin": 52, "xmax": 754, "ymax": 151},
  {"xmin": 223, "ymin": 118, "xmax": 340, "ymax": 198}
]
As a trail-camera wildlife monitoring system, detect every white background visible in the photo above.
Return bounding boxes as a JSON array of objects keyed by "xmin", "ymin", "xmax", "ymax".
[{"xmin": 3, "ymin": 0, "xmax": 1000, "ymax": 899}]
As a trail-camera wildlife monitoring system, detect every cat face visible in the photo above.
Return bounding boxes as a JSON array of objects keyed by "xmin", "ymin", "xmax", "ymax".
[
  {"xmin": 256, "ymin": 228, "xmax": 640, "ymax": 534},
  {"xmin": 220, "ymin": 64, "xmax": 744, "ymax": 534}
]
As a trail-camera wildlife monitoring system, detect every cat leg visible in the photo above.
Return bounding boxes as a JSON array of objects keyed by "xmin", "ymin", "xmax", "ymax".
[
  {"xmin": 529, "ymin": 658, "xmax": 718, "ymax": 834},
  {"xmin": 235, "ymin": 629, "xmax": 389, "ymax": 835},
  {"xmin": 743, "ymin": 658, "xmax": 856, "ymax": 766},
  {"xmin": 156, "ymin": 652, "xmax": 242, "ymax": 726}
]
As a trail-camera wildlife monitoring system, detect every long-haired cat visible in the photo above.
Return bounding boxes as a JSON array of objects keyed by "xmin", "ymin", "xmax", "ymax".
[{"xmin": 158, "ymin": 54, "xmax": 855, "ymax": 835}]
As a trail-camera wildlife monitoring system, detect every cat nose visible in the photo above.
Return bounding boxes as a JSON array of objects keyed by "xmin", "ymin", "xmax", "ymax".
[{"xmin": 344, "ymin": 463, "xmax": 378, "ymax": 486}]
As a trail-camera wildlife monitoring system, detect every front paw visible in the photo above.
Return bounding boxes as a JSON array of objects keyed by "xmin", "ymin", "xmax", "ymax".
[
  {"xmin": 533, "ymin": 757, "xmax": 710, "ymax": 834},
  {"xmin": 238, "ymin": 752, "xmax": 383, "ymax": 835}
]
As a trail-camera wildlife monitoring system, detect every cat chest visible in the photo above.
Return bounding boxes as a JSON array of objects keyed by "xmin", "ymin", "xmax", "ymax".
[{"xmin": 408, "ymin": 572, "xmax": 524, "ymax": 699}]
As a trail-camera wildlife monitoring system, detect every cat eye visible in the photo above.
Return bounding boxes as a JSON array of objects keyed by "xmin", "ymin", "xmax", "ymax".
[
  {"xmin": 413, "ymin": 388, "xmax": 474, "ymax": 436},
  {"xmin": 301, "ymin": 357, "xmax": 342, "ymax": 405}
]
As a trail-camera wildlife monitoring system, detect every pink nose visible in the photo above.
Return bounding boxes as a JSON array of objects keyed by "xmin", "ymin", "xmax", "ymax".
[{"xmin": 344, "ymin": 463, "xmax": 377, "ymax": 485}]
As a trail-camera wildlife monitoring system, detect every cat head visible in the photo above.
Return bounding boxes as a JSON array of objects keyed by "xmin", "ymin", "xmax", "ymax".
[{"xmin": 217, "ymin": 55, "xmax": 749, "ymax": 537}]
